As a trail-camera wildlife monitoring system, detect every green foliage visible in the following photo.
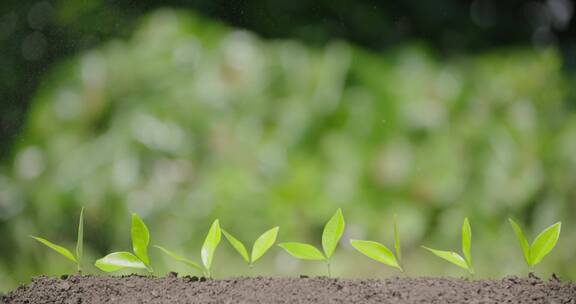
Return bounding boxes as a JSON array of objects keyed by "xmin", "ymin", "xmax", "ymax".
[
  {"xmin": 422, "ymin": 218, "xmax": 474, "ymax": 274},
  {"xmin": 157, "ymin": 219, "xmax": 221, "ymax": 277},
  {"xmin": 223, "ymin": 226, "xmax": 279, "ymax": 267},
  {"xmin": 30, "ymin": 208, "xmax": 84, "ymax": 272},
  {"xmin": 350, "ymin": 215, "xmax": 403, "ymax": 272},
  {"xmin": 278, "ymin": 209, "xmax": 345, "ymax": 275},
  {"xmin": 508, "ymin": 219, "xmax": 561, "ymax": 269},
  {"xmin": 95, "ymin": 213, "xmax": 153, "ymax": 273}
]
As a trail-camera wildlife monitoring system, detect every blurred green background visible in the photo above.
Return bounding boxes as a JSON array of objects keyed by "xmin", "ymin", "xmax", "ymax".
[{"xmin": 1, "ymin": 0, "xmax": 576, "ymax": 292}]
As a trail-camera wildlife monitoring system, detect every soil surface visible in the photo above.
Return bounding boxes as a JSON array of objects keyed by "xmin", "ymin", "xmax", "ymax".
[{"xmin": 3, "ymin": 273, "xmax": 575, "ymax": 304}]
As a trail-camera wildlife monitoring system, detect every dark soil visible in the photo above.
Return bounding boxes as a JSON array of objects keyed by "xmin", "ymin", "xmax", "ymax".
[{"xmin": 3, "ymin": 273, "xmax": 575, "ymax": 304}]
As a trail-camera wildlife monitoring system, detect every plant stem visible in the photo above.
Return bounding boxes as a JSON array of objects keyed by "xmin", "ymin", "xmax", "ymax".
[{"xmin": 326, "ymin": 260, "xmax": 332, "ymax": 277}]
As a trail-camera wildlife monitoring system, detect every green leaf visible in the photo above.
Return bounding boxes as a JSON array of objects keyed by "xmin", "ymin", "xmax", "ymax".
[
  {"xmin": 422, "ymin": 246, "xmax": 469, "ymax": 269},
  {"xmin": 462, "ymin": 217, "xmax": 472, "ymax": 267},
  {"xmin": 251, "ymin": 226, "xmax": 279, "ymax": 263},
  {"xmin": 201, "ymin": 219, "xmax": 221, "ymax": 271},
  {"xmin": 530, "ymin": 222, "xmax": 561, "ymax": 265},
  {"xmin": 322, "ymin": 208, "xmax": 345, "ymax": 259},
  {"xmin": 350, "ymin": 240, "xmax": 401, "ymax": 270},
  {"xmin": 131, "ymin": 213, "xmax": 150, "ymax": 265},
  {"xmin": 222, "ymin": 230, "xmax": 250, "ymax": 263},
  {"xmin": 154, "ymin": 245, "xmax": 204, "ymax": 273},
  {"xmin": 95, "ymin": 252, "xmax": 147, "ymax": 272},
  {"xmin": 30, "ymin": 236, "xmax": 77, "ymax": 263},
  {"xmin": 76, "ymin": 208, "xmax": 84, "ymax": 265},
  {"xmin": 278, "ymin": 242, "xmax": 325, "ymax": 260},
  {"xmin": 509, "ymin": 218, "xmax": 531, "ymax": 265},
  {"xmin": 393, "ymin": 214, "xmax": 401, "ymax": 263}
]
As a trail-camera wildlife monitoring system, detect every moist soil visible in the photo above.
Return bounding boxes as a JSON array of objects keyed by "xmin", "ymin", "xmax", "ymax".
[{"xmin": 2, "ymin": 273, "xmax": 575, "ymax": 304}]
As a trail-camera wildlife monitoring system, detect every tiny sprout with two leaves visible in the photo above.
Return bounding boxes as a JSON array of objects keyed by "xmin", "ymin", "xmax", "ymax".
[
  {"xmin": 31, "ymin": 208, "xmax": 85, "ymax": 273},
  {"xmin": 350, "ymin": 214, "xmax": 403, "ymax": 272},
  {"xmin": 155, "ymin": 219, "xmax": 221, "ymax": 277},
  {"xmin": 278, "ymin": 208, "xmax": 344, "ymax": 276},
  {"xmin": 222, "ymin": 226, "xmax": 279, "ymax": 268},
  {"xmin": 95, "ymin": 213, "xmax": 153, "ymax": 273},
  {"xmin": 423, "ymin": 218, "xmax": 474, "ymax": 275},
  {"xmin": 508, "ymin": 218, "xmax": 561, "ymax": 272}
]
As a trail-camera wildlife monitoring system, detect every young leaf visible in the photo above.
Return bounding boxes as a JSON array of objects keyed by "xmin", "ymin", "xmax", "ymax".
[
  {"xmin": 222, "ymin": 230, "xmax": 250, "ymax": 263},
  {"xmin": 393, "ymin": 214, "xmax": 401, "ymax": 263},
  {"xmin": 30, "ymin": 236, "xmax": 77, "ymax": 263},
  {"xmin": 76, "ymin": 207, "xmax": 84, "ymax": 267},
  {"xmin": 251, "ymin": 226, "xmax": 279, "ymax": 263},
  {"xmin": 278, "ymin": 242, "xmax": 325, "ymax": 260},
  {"xmin": 462, "ymin": 217, "xmax": 472, "ymax": 267},
  {"xmin": 201, "ymin": 219, "xmax": 221, "ymax": 271},
  {"xmin": 131, "ymin": 213, "xmax": 150, "ymax": 266},
  {"xmin": 529, "ymin": 222, "xmax": 561, "ymax": 265},
  {"xmin": 322, "ymin": 208, "xmax": 345, "ymax": 259},
  {"xmin": 350, "ymin": 240, "xmax": 401, "ymax": 270},
  {"xmin": 154, "ymin": 245, "xmax": 204, "ymax": 273},
  {"xmin": 95, "ymin": 252, "xmax": 147, "ymax": 272},
  {"xmin": 508, "ymin": 218, "xmax": 531, "ymax": 265},
  {"xmin": 422, "ymin": 246, "xmax": 469, "ymax": 269}
]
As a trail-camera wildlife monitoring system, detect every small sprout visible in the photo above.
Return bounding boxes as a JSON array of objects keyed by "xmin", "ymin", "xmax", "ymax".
[
  {"xmin": 156, "ymin": 219, "xmax": 221, "ymax": 278},
  {"xmin": 95, "ymin": 213, "xmax": 153, "ymax": 273},
  {"xmin": 222, "ymin": 226, "xmax": 279, "ymax": 268},
  {"xmin": 350, "ymin": 214, "xmax": 403, "ymax": 272},
  {"xmin": 423, "ymin": 218, "xmax": 474, "ymax": 275},
  {"xmin": 31, "ymin": 208, "xmax": 85, "ymax": 273},
  {"xmin": 278, "ymin": 208, "xmax": 345, "ymax": 276},
  {"xmin": 508, "ymin": 218, "xmax": 561, "ymax": 272}
]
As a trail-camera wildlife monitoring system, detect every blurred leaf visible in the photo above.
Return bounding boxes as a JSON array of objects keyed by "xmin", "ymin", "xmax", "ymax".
[
  {"xmin": 154, "ymin": 245, "xmax": 204, "ymax": 273},
  {"xmin": 222, "ymin": 230, "xmax": 250, "ymax": 263},
  {"xmin": 462, "ymin": 218, "xmax": 472, "ymax": 267},
  {"xmin": 278, "ymin": 242, "xmax": 325, "ymax": 260},
  {"xmin": 530, "ymin": 222, "xmax": 561, "ymax": 265},
  {"xmin": 30, "ymin": 236, "xmax": 77, "ymax": 263},
  {"xmin": 422, "ymin": 246, "xmax": 468, "ymax": 270},
  {"xmin": 95, "ymin": 252, "xmax": 147, "ymax": 272},
  {"xmin": 201, "ymin": 219, "xmax": 221, "ymax": 271},
  {"xmin": 131, "ymin": 213, "xmax": 150, "ymax": 266},
  {"xmin": 322, "ymin": 208, "xmax": 345, "ymax": 259},
  {"xmin": 393, "ymin": 214, "xmax": 401, "ymax": 264},
  {"xmin": 76, "ymin": 207, "xmax": 84, "ymax": 269},
  {"xmin": 509, "ymin": 218, "xmax": 531, "ymax": 265},
  {"xmin": 251, "ymin": 227, "xmax": 279, "ymax": 264},
  {"xmin": 350, "ymin": 240, "xmax": 401, "ymax": 270}
]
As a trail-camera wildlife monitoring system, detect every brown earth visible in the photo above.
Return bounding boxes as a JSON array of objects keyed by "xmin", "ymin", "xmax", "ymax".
[{"xmin": 2, "ymin": 273, "xmax": 575, "ymax": 304}]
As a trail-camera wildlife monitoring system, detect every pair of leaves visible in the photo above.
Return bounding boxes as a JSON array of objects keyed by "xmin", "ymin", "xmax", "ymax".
[
  {"xmin": 423, "ymin": 218, "xmax": 474, "ymax": 274},
  {"xmin": 95, "ymin": 213, "xmax": 152, "ymax": 272},
  {"xmin": 223, "ymin": 226, "xmax": 279, "ymax": 265},
  {"xmin": 156, "ymin": 219, "xmax": 221, "ymax": 277},
  {"xmin": 278, "ymin": 208, "xmax": 345, "ymax": 261},
  {"xmin": 509, "ymin": 219, "xmax": 561, "ymax": 267},
  {"xmin": 350, "ymin": 215, "xmax": 403, "ymax": 272}
]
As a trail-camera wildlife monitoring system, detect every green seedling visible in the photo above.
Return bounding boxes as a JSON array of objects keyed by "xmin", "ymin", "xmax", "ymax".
[
  {"xmin": 350, "ymin": 214, "xmax": 403, "ymax": 272},
  {"xmin": 423, "ymin": 217, "xmax": 474, "ymax": 275},
  {"xmin": 95, "ymin": 213, "xmax": 153, "ymax": 273},
  {"xmin": 508, "ymin": 218, "xmax": 561, "ymax": 273},
  {"xmin": 31, "ymin": 208, "xmax": 85, "ymax": 273},
  {"xmin": 155, "ymin": 219, "xmax": 221, "ymax": 277},
  {"xmin": 278, "ymin": 208, "xmax": 345, "ymax": 276},
  {"xmin": 222, "ymin": 226, "xmax": 279, "ymax": 268}
]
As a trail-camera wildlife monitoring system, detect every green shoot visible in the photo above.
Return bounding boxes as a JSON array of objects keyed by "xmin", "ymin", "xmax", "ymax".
[
  {"xmin": 222, "ymin": 226, "xmax": 279, "ymax": 268},
  {"xmin": 31, "ymin": 207, "xmax": 85, "ymax": 273},
  {"xmin": 508, "ymin": 218, "xmax": 561, "ymax": 273},
  {"xmin": 156, "ymin": 219, "xmax": 221, "ymax": 277},
  {"xmin": 350, "ymin": 214, "xmax": 403, "ymax": 272},
  {"xmin": 278, "ymin": 208, "xmax": 345, "ymax": 276},
  {"xmin": 95, "ymin": 213, "xmax": 153, "ymax": 273},
  {"xmin": 422, "ymin": 217, "xmax": 474, "ymax": 275}
]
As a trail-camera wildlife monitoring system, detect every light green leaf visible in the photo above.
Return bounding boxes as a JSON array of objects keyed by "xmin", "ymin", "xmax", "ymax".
[
  {"xmin": 76, "ymin": 208, "xmax": 84, "ymax": 265},
  {"xmin": 322, "ymin": 208, "xmax": 345, "ymax": 259},
  {"xmin": 222, "ymin": 230, "xmax": 250, "ymax": 263},
  {"xmin": 393, "ymin": 214, "xmax": 401, "ymax": 263},
  {"xmin": 278, "ymin": 242, "xmax": 325, "ymax": 260},
  {"xmin": 509, "ymin": 218, "xmax": 531, "ymax": 265},
  {"xmin": 251, "ymin": 226, "xmax": 279, "ymax": 263},
  {"xmin": 462, "ymin": 217, "xmax": 472, "ymax": 267},
  {"xmin": 201, "ymin": 219, "xmax": 221, "ymax": 270},
  {"xmin": 422, "ymin": 246, "xmax": 468, "ymax": 269},
  {"xmin": 530, "ymin": 222, "xmax": 561, "ymax": 265},
  {"xmin": 154, "ymin": 245, "xmax": 204, "ymax": 273},
  {"xmin": 350, "ymin": 240, "xmax": 401, "ymax": 270},
  {"xmin": 131, "ymin": 213, "xmax": 150, "ymax": 265},
  {"xmin": 95, "ymin": 252, "xmax": 147, "ymax": 272},
  {"xmin": 30, "ymin": 236, "xmax": 77, "ymax": 263}
]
